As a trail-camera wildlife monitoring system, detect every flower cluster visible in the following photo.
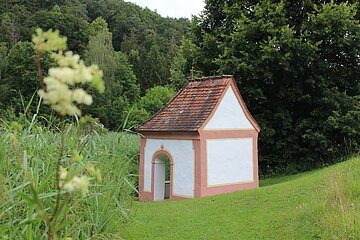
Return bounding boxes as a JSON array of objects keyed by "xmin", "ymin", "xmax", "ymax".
[
  {"xmin": 26, "ymin": 28, "xmax": 105, "ymax": 237},
  {"xmin": 32, "ymin": 28, "xmax": 67, "ymax": 52},
  {"xmin": 59, "ymin": 167, "xmax": 89, "ymax": 196},
  {"xmin": 86, "ymin": 162, "xmax": 102, "ymax": 182},
  {"xmin": 38, "ymin": 51, "xmax": 104, "ymax": 116},
  {"xmin": 33, "ymin": 28, "xmax": 105, "ymax": 116}
]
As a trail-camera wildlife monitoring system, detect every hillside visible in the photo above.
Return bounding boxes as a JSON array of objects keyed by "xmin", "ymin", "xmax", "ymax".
[
  {"xmin": 118, "ymin": 156, "xmax": 360, "ymax": 239},
  {"xmin": 0, "ymin": 0, "xmax": 189, "ymax": 130}
]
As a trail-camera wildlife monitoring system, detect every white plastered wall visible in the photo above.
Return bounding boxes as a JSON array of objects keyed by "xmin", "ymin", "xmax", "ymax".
[
  {"xmin": 144, "ymin": 139, "xmax": 195, "ymax": 198},
  {"xmin": 207, "ymin": 138, "xmax": 254, "ymax": 186},
  {"xmin": 204, "ymin": 86, "xmax": 254, "ymax": 130}
]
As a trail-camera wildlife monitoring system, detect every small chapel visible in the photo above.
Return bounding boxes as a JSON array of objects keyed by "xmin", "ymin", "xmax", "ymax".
[{"xmin": 137, "ymin": 75, "xmax": 260, "ymax": 201}]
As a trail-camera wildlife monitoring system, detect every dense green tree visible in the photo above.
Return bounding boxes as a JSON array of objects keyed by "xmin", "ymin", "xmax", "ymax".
[
  {"xmin": 170, "ymin": 37, "xmax": 204, "ymax": 89},
  {"xmin": 0, "ymin": 5, "xmax": 29, "ymax": 46},
  {"xmin": 84, "ymin": 18, "xmax": 140, "ymax": 129},
  {"xmin": 0, "ymin": 0, "xmax": 190, "ymax": 99},
  {"xmin": 0, "ymin": 43, "xmax": 8, "ymax": 81},
  {"xmin": 87, "ymin": 16, "xmax": 109, "ymax": 36},
  {"xmin": 125, "ymin": 85, "xmax": 175, "ymax": 129},
  {"xmin": 29, "ymin": 4, "xmax": 89, "ymax": 53},
  {"xmin": 122, "ymin": 29, "xmax": 173, "ymax": 92},
  {"xmin": 0, "ymin": 0, "xmax": 189, "ymax": 127},
  {"xmin": 85, "ymin": 19, "xmax": 117, "ymax": 78},
  {"xmin": 0, "ymin": 1, "xmax": 88, "ymax": 53},
  {"xmin": 0, "ymin": 43, "xmax": 9, "ymax": 111},
  {"xmin": 0, "ymin": 41, "xmax": 53, "ymax": 113},
  {"xmin": 191, "ymin": 0, "xmax": 360, "ymax": 173},
  {"xmin": 83, "ymin": 0, "xmax": 190, "ymax": 91},
  {"xmin": 137, "ymin": 86, "xmax": 175, "ymax": 115},
  {"xmin": 170, "ymin": 48, "xmax": 187, "ymax": 90}
]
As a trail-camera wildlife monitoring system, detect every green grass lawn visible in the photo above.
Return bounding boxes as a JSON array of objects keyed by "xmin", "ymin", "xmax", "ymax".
[{"xmin": 119, "ymin": 156, "xmax": 360, "ymax": 239}]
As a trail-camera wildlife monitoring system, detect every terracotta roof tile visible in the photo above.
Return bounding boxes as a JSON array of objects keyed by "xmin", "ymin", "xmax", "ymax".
[{"xmin": 138, "ymin": 76, "xmax": 233, "ymax": 132}]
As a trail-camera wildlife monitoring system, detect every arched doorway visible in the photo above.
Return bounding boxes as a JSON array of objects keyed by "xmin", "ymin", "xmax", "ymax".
[{"xmin": 152, "ymin": 151, "xmax": 173, "ymax": 201}]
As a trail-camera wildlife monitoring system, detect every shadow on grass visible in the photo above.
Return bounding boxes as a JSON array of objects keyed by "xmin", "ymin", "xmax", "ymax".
[
  {"xmin": 260, "ymin": 158, "xmax": 355, "ymax": 188},
  {"xmin": 260, "ymin": 174, "xmax": 303, "ymax": 187}
]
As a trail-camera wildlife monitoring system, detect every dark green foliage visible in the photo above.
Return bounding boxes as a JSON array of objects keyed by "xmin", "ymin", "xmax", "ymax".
[
  {"xmin": 0, "ymin": 0, "xmax": 189, "ymax": 130},
  {"xmin": 125, "ymin": 86, "xmax": 175, "ymax": 129},
  {"xmin": 0, "ymin": 5, "xmax": 29, "ymax": 46},
  {"xmin": 137, "ymin": 86, "xmax": 175, "ymax": 115},
  {"xmin": 0, "ymin": 42, "xmax": 8, "ymax": 82},
  {"xmin": 1, "ymin": 0, "xmax": 358, "ymax": 175},
  {"xmin": 0, "ymin": 1, "xmax": 89, "ymax": 52},
  {"xmin": 83, "ymin": 0, "xmax": 190, "ymax": 92},
  {"xmin": 0, "ymin": 41, "xmax": 54, "ymax": 114},
  {"xmin": 29, "ymin": 4, "xmax": 89, "ymax": 53},
  {"xmin": 84, "ymin": 21, "xmax": 140, "ymax": 130},
  {"xmin": 170, "ymin": 37, "xmax": 204, "ymax": 90},
  {"xmin": 190, "ymin": 0, "xmax": 360, "ymax": 173}
]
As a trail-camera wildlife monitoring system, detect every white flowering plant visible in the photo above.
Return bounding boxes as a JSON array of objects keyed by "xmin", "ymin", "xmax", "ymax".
[
  {"xmin": 33, "ymin": 29, "xmax": 105, "ymax": 117},
  {"xmin": 9, "ymin": 28, "xmax": 106, "ymax": 239}
]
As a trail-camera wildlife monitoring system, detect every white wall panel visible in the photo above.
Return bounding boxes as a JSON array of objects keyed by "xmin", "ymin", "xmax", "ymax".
[
  {"xmin": 204, "ymin": 86, "xmax": 254, "ymax": 130},
  {"xmin": 144, "ymin": 139, "xmax": 194, "ymax": 197},
  {"xmin": 207, "ymin": 138, "xmax": 253, "ymax": 186}
]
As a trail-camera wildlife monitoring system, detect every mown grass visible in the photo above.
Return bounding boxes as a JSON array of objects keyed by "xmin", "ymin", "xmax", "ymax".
[{"xmin": 118, "ymin": 156, "xmax": 360, "ymax": 240}]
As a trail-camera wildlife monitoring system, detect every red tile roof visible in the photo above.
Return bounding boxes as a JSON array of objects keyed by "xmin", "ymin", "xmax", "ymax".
[{"xmin": 138, "ymin": 76, "xmax": 233, "ymax": 132}]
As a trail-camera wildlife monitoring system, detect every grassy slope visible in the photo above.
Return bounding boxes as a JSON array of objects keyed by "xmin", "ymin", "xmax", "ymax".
[{"xmin": 119, "ymin": 157, "xmax": 360, "ymax": 239}]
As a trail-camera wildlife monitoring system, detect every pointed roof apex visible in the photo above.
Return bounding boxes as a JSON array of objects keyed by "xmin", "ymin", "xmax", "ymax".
[{"xmin": 137, "ymin": 75, "xmax": 260, "ymax": 132}]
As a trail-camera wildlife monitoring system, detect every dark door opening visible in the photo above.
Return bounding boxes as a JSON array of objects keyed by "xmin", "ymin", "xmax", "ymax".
[
  {"xmin": 153, "ymin": 154, "xmax": 171, "ymax": 201},
  {"xmin": 163, "ymin": 156, "xmax": 170, "ymax": 199}
]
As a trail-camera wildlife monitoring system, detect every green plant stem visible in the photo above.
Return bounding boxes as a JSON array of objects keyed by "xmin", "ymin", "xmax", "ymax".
[
  {"xmin": 48, "ymin": 118, "xmax": 65, "ymax": 240},
  {"xmin": 10, "ymin": 134, "xmax": 50, "ymax": 222},
  {"xmin": 36, "ymin": 49, "xmax": 45, "ymax": 90}
]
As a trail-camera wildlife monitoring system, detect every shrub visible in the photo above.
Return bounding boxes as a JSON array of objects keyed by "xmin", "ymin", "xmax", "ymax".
[{"xmin": 125, "ymin": 85, "xmax": 175, "ymax": 129}]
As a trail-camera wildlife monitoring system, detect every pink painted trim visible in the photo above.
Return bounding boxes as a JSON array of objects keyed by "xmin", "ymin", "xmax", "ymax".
[
  {"xmin": 203, "ymin": 181, "xmax": 259, "ymax": 197},
  {"xmin": 140, "ymin": 131, "xmax": 200, "ymax": 140},
  {"xmin": 151, "ymin": 149, "xmax": 175, "ymax": 201},
  {"xmin": 253, "ymin": 136, "xmax": 259, "ymax": 184},
  {"xmin": 201, "ymin": 130, "xmax": 258, "ymax": 139},
  {"xmin": 229, "ymin": 78, "xmax": 261, "ymax": 132},
  {"xmin": 199, "ymin": 77, "xmax": 261, "ymax": 133},
  {"xmin": 200, "ymin": 137, "xmax": 207, "ymax": 197},
  {"xmin": 193, "ymin": 139, "xmax": 201, "ymax": 198},
  {"xmin": 138, "ymin": 76, "xmax": 261, "ymax": 201},
  {"xmin": 139, "ymin": 131, "xmax": 259, "ymax": 200},
  {"xmin": 198, "ymin": 84, "xmax": 229, "ymax": 132},
  {"xmin": 199, "ymin": 129, "xmax": 259, "ymax": 197},
  {"xmin": 169, "ymin": 195, "xmax": 189, "ymax": 200},
  {"xmin": 138, "ymin": 138, "xmax": 148, "ymax": 201},
  {"xmin": 139, "ymin": 191, "xmax": 153, "ymax": 201}
]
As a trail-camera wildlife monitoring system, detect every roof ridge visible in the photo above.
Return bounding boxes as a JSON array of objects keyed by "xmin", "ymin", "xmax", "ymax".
[
  {"xmin": 190, "ymin": 75, "xmax": 233, "ymax": 82},
  {"xmin": 137, "ymin": 75, "xmax": 234, "ymax": 132}
]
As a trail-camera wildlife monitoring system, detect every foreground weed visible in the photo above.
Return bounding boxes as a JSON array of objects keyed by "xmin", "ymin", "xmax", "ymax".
[
  {"xmin": 318, "ymin": 158, "xmax": 360, "ymax": 239},
  {"xmin": 7, "ymin": 28, "xmax": 105, "ymax": 239}
]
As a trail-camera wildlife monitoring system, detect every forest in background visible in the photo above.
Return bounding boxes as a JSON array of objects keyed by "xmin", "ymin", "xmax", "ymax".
[
  {"xmin": 0, "ymin": 0, "xmax": 188, "ymax": 129},
  {"xmin": 0, "ymin": 0, "xmax": 359, "ymax": 174}
]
